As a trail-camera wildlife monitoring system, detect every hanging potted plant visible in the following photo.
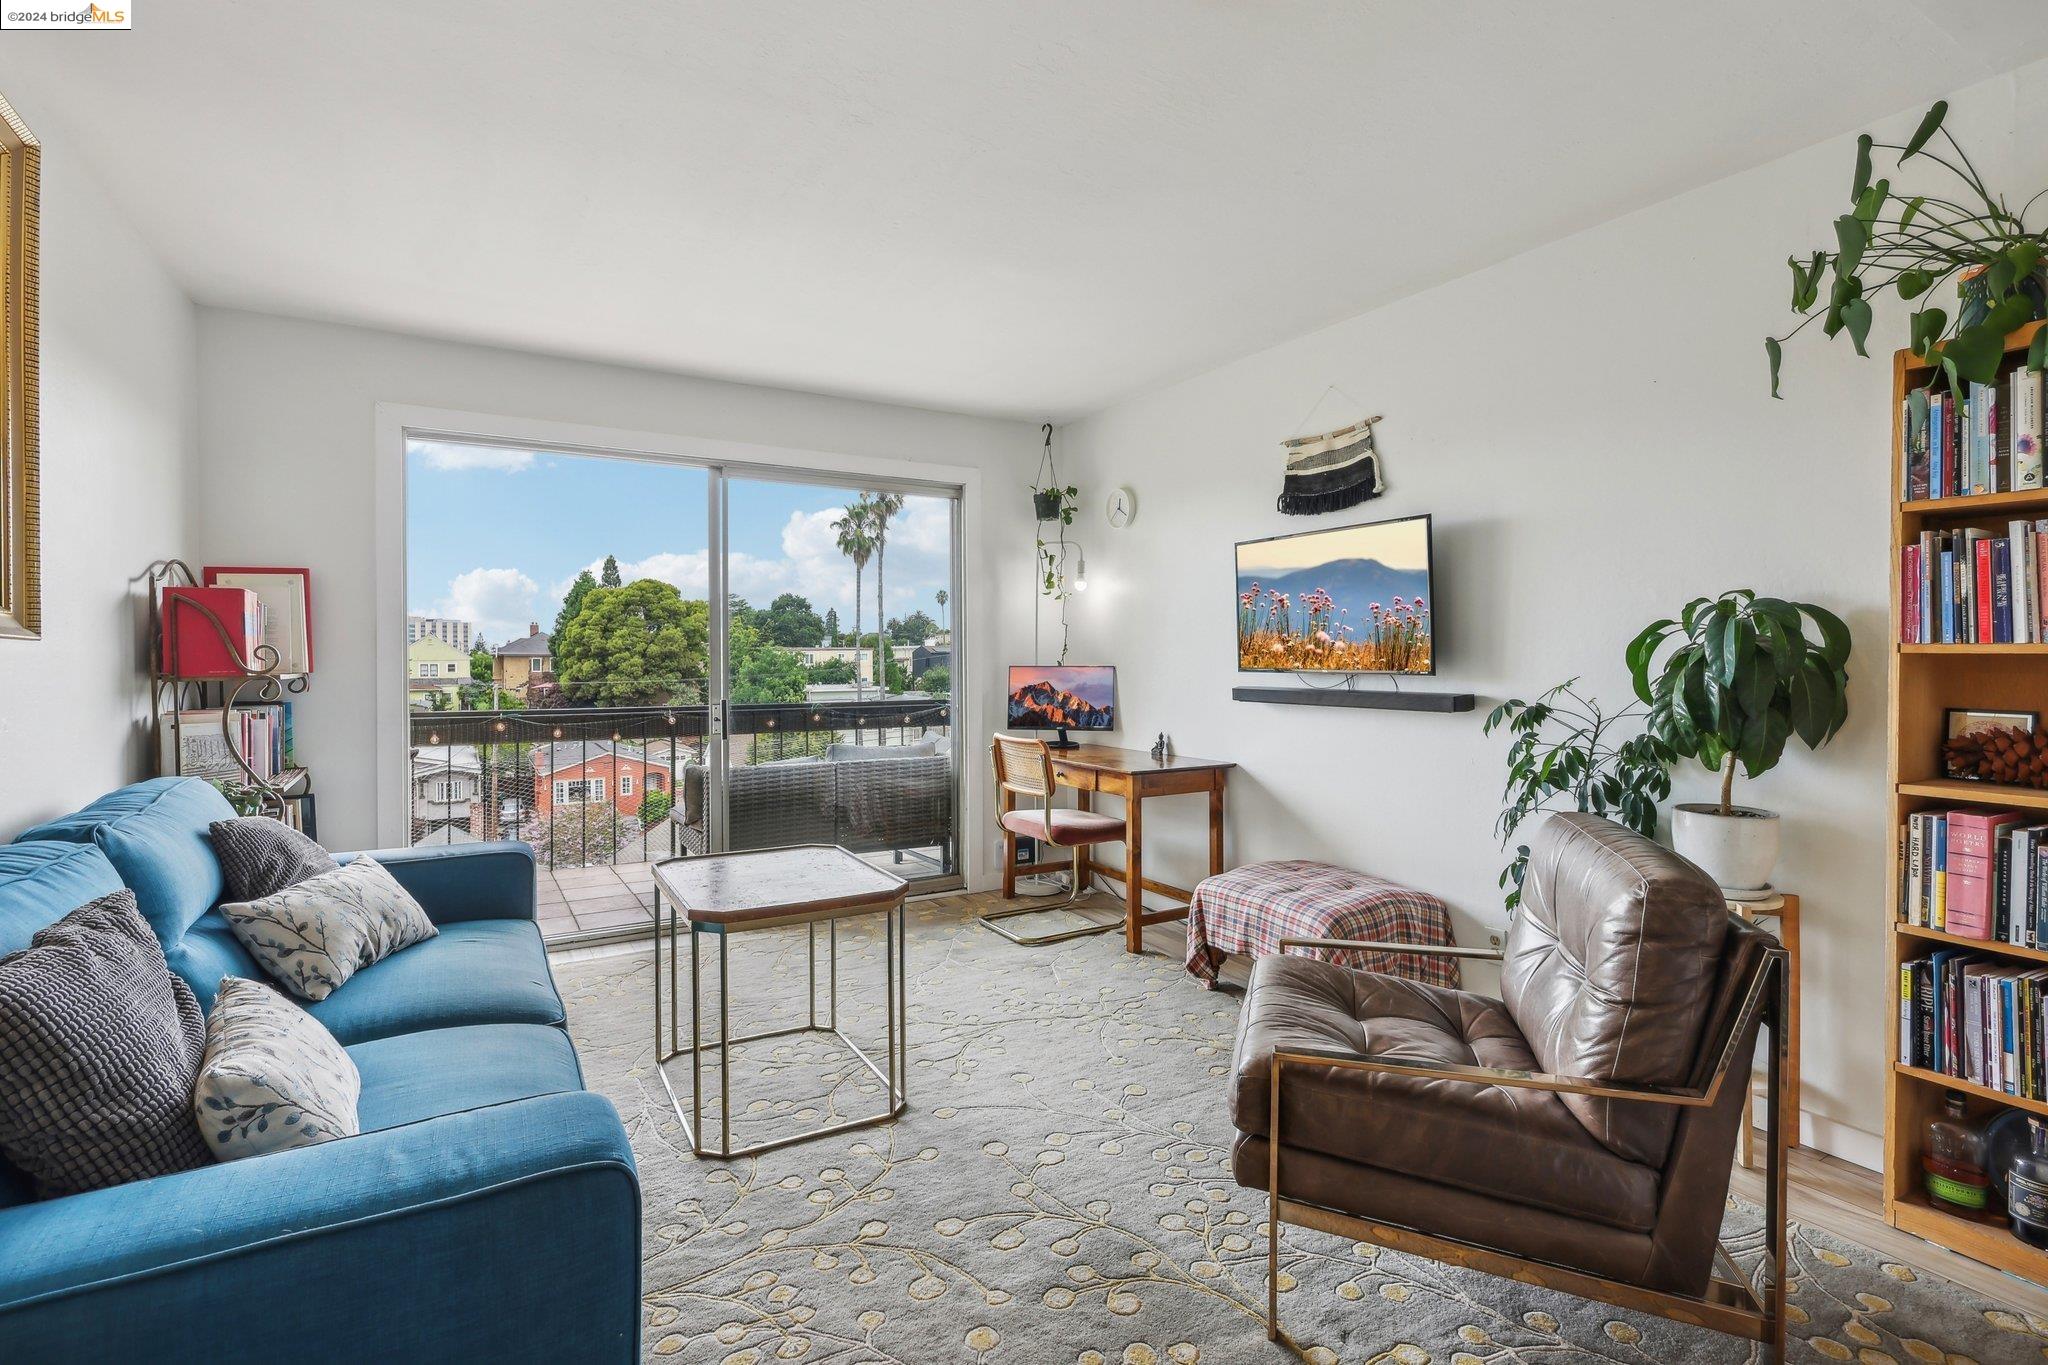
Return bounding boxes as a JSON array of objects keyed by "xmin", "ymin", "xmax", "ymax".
[
  {"xmin": 1627, "ymin": 591, "xmax": 1851, "ymax": 896},
  {"xmin": 1766, "ymin": 100, "xmax": 2048, "ymax": 398}
]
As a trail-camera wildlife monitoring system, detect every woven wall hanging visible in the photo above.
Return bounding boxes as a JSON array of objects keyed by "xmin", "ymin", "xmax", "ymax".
[{"xmin": 1277, "ymin": 400, "xmax": 1384, "ymax": 515}]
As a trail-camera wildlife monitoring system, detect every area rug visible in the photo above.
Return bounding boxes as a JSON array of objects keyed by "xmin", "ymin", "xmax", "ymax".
[{"xmin": 554, "ymin": 895, "xmax": 2048, "ymax": 1364}]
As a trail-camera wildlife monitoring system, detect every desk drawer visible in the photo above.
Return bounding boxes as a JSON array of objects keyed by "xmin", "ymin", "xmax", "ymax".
[{"xmin": 1053, "ymin": 763, "xmax": 1102, "ymax": 793}]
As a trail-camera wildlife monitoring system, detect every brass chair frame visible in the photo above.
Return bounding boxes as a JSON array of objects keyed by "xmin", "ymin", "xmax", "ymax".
[
  {"xmin": 1262, "ymin": 934, "xmax": 1790, "ymax": 1363},
  {"xmin": 978, "ymin": 734, "xmax": 1123, "ymax": 946}
]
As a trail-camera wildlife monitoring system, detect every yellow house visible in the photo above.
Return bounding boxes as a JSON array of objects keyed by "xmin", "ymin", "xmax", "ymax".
[{"xmin": 407, "ymin": 636, "xmax": 468, "ymax": 707}]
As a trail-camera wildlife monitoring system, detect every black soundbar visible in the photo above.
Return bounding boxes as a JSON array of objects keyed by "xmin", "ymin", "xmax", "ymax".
[{"xmin": 1230, "ymin": 685, "xmax": 1475, "ymax": 713}]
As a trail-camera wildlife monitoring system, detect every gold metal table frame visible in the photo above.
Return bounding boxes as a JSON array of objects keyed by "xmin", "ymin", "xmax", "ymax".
[{"xmin": 650, "ymin": 848, "xmax": 909, "ymax": 1159}]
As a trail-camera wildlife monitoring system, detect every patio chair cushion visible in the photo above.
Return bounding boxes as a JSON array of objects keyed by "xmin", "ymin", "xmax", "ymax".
[
  {"xmin": 350, "ymin": 1022, "xmax": 584, "ymax": 1132},
  {"xmin": 999, "ymin": 807, "xmax": 1125, "ymax": 847},
  {"xmin": 305, "ymin": 919, "xmax": 565, "ymax": 1046},
  {"xmin": 1229, "ymin": 951, "xmax": 1660, "ymax": 1232}
]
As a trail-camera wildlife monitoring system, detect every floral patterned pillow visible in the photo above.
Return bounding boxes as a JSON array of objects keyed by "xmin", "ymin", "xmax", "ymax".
[
  {"xmin": 194, "ymin": 976, "xmax": 360, "ymax": 1161},
  {"xmin": 218, "ymin": 856, "xmax": 437, "ymax": 1001}
]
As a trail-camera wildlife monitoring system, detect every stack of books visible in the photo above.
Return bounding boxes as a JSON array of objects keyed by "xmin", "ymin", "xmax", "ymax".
[
  {"xmin": 1898, "ymin": 520, "xmax": 2048, "ymax": 643},
  {"xmin": 1899, "ymin": 952, "xmax": 2048, "ymax": 1099},
  {"xmin": 1899, "ymin": 809, "xmax": 2048, "ymax": 946},
  {"xmin": 159, "ymin": 703, "xmax": 295, "ymax": 782},
  {"xmin": 1901, "ymin": 369, "xmax": 2044, "ymax": 501}
]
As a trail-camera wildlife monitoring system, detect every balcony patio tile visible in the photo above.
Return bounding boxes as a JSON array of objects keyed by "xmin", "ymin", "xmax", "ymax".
[{"xmin": 575, "ymin": 907, "xmax": 655, "ymax": 930}]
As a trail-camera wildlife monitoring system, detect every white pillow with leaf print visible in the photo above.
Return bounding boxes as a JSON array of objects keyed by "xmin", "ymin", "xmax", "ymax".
[
  {"xmin": 218, "ymin": 855, "xmax": 436, "ymax": 1001},
  {"xmin": 194, "ymin": 977, "xmax": 360, "ymax": 1161}
]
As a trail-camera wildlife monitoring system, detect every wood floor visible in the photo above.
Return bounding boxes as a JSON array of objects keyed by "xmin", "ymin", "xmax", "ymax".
[{"xmin": 555, "ymin": 882, "xmax": 2048, "ymax": 1317}]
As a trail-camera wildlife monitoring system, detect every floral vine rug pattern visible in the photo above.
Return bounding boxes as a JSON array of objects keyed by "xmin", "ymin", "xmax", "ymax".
[{"xmin": 553, "ymin": 895, "xmax": 2048, "ymax": 1364}]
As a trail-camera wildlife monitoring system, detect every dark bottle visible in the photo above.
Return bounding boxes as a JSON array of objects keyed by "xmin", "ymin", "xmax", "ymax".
[{"xmin": 2008, "ymin": 1117, "xmax": 2048, "ymax": 1250}]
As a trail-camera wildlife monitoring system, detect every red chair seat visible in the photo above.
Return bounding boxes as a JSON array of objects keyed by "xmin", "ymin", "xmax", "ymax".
[{"xmin": 999, "ymin": 807, "xmax": 1125, "ymax": 847}]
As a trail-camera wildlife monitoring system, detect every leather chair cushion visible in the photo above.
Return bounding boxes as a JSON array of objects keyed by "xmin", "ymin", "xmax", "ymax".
[
  {"xmin": 1230, "ymin": 953, "xmax": 1660, "ymax": 1232},
  {"xmin": 999, "ymin": 808, "xmax": 1125, "ymax": 847},
  {"xmin": 1501, "ymin": 813, "xmax": 1727, "ymax": 1166}
]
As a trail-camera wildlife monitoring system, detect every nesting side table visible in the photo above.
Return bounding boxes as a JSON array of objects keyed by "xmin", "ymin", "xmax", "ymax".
[{"xmin": 652, "ymin": 845, "xmax": 908, "ymax": 1159}]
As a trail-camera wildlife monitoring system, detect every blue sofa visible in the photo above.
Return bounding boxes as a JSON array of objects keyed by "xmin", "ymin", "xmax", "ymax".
[{"xmin": 0, "ymin": 779, "xmax": 640, "ymax": 1362}]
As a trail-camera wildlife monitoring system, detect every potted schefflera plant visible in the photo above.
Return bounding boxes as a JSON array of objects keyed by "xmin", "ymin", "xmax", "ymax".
[{"xmin": 1627, "ymin": 591, "xmax": 1851, "ymax": 897}]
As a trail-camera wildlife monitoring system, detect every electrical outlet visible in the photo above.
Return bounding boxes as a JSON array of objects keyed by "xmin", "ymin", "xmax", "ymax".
[{"xmin": 1487, "ymin": 932, "xmax": 1503, "ymax": 949}]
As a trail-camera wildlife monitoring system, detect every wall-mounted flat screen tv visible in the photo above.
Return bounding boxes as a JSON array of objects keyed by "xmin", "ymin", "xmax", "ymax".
[{"xmin": 1235, "ymin": 513, "xmax": 1434, "ymax": 675}]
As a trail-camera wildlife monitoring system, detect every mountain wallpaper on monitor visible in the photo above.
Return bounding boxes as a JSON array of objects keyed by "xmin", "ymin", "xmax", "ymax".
[
  {"xmin": 1236, "ymin": 515, "xmax": 1432, "ymax": 673},
  {"xmin": 1008, "ymin": 667, "xmax": 1115, "ymax": 730}
]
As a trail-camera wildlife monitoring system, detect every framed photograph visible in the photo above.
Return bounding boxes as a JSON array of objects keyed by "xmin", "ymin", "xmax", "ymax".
[
  {"xmin": 1943, "ymin": 707, "xmax": 2040, "ymax": 782},
  {"xmin": 0, "ymin": 95, "xmax": 38, "ymax": 641},
  {"xmin": 203, "ymin": 566, "xmax": 314, "ymax": 674}
]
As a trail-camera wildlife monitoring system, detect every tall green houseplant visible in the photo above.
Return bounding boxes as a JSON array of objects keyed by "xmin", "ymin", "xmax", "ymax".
[{"xmin": 1627, "ymin": 590, "xmax": 1850, "ymax": 894}]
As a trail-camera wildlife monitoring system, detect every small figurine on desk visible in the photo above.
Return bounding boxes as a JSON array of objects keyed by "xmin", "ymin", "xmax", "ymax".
[{"xmin": 1151, "ymin": 732, "xmax": 1166, "ymax": 763}]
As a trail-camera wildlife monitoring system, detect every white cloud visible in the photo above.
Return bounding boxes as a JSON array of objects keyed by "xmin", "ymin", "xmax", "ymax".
[
  {"xmin": 407, "ymin": 439, "xmax": 536, "ymax": 474},
  {"xmin": 429, "ymin": 567, "xmax": 541, "ymax": 643}
]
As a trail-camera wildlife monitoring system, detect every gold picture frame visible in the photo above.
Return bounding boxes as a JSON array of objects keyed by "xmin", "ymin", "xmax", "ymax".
[{"xmin": 0, "ymin": 93, "xmax": 37, "ymax": 640}]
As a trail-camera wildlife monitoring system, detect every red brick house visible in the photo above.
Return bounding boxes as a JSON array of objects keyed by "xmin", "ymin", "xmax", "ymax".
[{"xmin": 529, "ymin": 741, "xmax": 671, "ymax": 822}]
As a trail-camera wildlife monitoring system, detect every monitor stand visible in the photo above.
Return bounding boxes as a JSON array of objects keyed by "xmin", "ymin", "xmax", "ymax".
[{"xmin": 1043, "ymin": 727, "xmax": 1080, "ymax": 751}]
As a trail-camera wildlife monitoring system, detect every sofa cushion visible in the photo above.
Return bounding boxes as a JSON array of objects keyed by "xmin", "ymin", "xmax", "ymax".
[
  {"xmin": 220, "ymin": 857, "xmax": 437, "ymax": 1002},
  {"xmin": 350, "ymin": 1022, "xmax": 584, "ymax": 1132},
  {"xmin": 1502, "ymin": 812, "xmax": 1728, "ymax": 1167},
  {"xmin": 1230, "ymin": 952, "xmax": 1660, "ymax": 1232},
  {"xmin": 0, "ymin": 841, "xmax": 125, "ymax": 958},
  {"xmin": 0, "ymin": 891, "xmax": 212, "ymax": 1196},
  {"xmin": 306, "ymin": 919, "xmax": 564, "ymax": 1046},
  {"xmin": 824, "ymin": 738, "xmax": 935, "ymax": 763},
  {"xmin": 13, "ymin": 778, "xmax": 236, "ymax": 950},
  {"xmin": 208, "ymin": 816, "xmax": 337, "ymax": 902},
  {"xmin": 195, "ymin": 977, "xmax": 361, "ymax": 1161}
]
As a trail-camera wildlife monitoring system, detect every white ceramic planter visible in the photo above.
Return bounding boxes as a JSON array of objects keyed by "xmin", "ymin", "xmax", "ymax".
[{"xmin": 1670, "ymin": 803, "xmax": 1780, "ymax": 896}]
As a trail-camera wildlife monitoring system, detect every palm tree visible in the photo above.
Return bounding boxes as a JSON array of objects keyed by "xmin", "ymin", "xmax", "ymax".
[
  {"xmin": 866, "ymin": 491, "xmax": 905, "ymax": 694},
  {"xmin": 934, "ymin": 587, "xmax": 948, "ymax": 631},
  {"xmin": 832, "ymin": 499, "xmax": 875, "ymax": 698}
]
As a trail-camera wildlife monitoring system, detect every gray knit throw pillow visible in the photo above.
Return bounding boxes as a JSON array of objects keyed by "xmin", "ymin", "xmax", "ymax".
[
  {"xmin": 0, "ymin": 891, "xmax": 212, "ymax": 1195},
  {"xmin": 209, "ymin": 816, "xmax": 337, "ymax": 903}
]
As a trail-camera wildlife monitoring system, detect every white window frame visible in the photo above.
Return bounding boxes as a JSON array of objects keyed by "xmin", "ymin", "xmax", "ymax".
[
  {"xmin": 618, "ymin": 772, "xmax": 633, "ymax": 798},
  {"xmin": 590, "ymin": 777, "xmax": 605, "ymax": 803}
]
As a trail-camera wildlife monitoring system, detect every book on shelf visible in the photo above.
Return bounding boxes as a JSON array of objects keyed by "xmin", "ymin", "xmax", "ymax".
[
  {"xmin": 1901, "ymin": 364, "xmax": 2045, "ymax": 501},
  {"xmin": 1901, "ymin": 949, "xmax": 2048, "ymax": 1100},
  {"xmin": 1901, "ymin": 809, "xmax": 2048, "ymax": 945},
  {"xmin": 1898, "ymin": 520, "xmax": 2048, "ymax": 643},
  {"xmin": 159, "ymin": 702, "xmax": 294, "ymax": 784},
  {"xmin": 158, "ymin": 586, "xmax": 265, "ymax": 679}
]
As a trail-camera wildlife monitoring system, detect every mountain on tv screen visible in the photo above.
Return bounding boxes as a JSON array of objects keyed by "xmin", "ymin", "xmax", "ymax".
[{"xmin": 1235, "ymin": 514, "xmax": 1434, "ymax": 675}]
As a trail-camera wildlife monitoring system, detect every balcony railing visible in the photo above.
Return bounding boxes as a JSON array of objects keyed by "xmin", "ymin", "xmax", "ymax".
[{"xmin": 406, "ymin": 698, "xmax": 955, "ymax": 879}]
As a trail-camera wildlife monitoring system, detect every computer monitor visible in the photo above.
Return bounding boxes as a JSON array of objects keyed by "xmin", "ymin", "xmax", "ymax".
[{"xmin": 1006, "ymin": 665, "xmax": 1117, "ymax": 750}]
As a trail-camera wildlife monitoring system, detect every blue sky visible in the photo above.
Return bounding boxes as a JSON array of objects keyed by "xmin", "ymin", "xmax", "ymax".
[{"xmin": 405, "ymin": 441, "xmax": 954, "ymax": 648}]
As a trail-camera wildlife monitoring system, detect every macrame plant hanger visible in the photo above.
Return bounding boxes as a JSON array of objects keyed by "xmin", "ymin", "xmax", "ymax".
[{"xmin": 1276, "ymin": 384, "xmax": 1385, "ymax": 516}]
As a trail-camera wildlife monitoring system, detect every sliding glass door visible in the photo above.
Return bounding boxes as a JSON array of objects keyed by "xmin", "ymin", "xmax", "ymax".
[
  {"xmin": 715, "ymin": 474, "xmax": 960, "ymax": 880},
  {"xmin": 403, "ymin": 436, "xmax": 961, "ymax": 942}
]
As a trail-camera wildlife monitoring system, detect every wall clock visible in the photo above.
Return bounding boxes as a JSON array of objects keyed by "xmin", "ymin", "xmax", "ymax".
[{"xmin": 1106, "ymin": 485, "xmax": 1137, "ymax": 529}]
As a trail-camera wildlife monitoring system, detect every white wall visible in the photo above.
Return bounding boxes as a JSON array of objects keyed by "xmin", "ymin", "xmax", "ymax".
[
  {"xmin": 1059, "ymin": 61, "xmax": 2048, "ymax": 1167},
  {"xmin": 0, "ymin": 104, "xmax": 196, "ymax": 837},
  {"xmin": 195, "ymin": 309, "xmax": 1039, "ymax": 861}
]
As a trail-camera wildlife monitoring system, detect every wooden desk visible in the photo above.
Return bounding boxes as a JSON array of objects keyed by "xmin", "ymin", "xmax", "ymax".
[
  {"xmin": 1734, "ymin": 892, "xmax": 1801, "ymax": 1168},
  {"xmin": 1003, "ymin": 744, "xmax": 1234, "ymax": 954}
]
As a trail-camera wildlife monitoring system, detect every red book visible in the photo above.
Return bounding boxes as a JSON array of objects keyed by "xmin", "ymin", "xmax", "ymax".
[
  {"xmin": 160, "ymin": 586, "xmax": 264, "ymax": 679},
  {"xmin": 1946, "ymin": 810, "xmax": 2025, "ymax": 939},
  {"xmin": 1976, "ymin": 539, "xmax": 1995, "ymax": 642}
]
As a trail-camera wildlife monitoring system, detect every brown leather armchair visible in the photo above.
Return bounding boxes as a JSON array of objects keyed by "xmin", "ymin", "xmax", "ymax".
[{"xmin": 1230, "ymin": 813, "xmax": 1789, "ymax": 1360}]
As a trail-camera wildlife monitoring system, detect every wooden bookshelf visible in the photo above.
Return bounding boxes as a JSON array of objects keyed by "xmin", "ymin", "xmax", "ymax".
[{"xmin": 1886, "ymin": 319, "xmax": 2048, "ymax": 1285}]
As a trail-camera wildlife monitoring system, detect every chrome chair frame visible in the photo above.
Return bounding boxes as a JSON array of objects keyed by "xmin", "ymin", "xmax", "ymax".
[
  {"xmin": 978, "ymin": 734, "xmax": 1122, "ymax": 946},
  {"xmin": 1261, "ymin": 933, "xmax": 1790, "ymax": 1363}
]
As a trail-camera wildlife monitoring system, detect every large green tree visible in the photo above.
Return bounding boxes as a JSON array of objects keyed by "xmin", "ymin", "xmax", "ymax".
[
  {"xmin": 823, "ymin": 607, "xmax": 841, "ymax": 646},
  {"xmin": 469, "ymin": 647, "xmax": 493, "ymax": 683},
  {"xmin": 551, "ymin": 579, "xmax": 708, "ymax": 706},
  {"xmin": 866, "ymin": 492, "xmax": 906, "ymax": 693},
  {"xmin": 553, "ymin": 569, "xmax": 598, "ymax": 642},
  {"xmin": 888, "ymin": 610, "xmax": 939, "ymax": 644},
  {"xmin": 729, "ymin": 621, "xmax": 809, "ymax": 703},
  {"xmin": 599, "ymin": 555, "xmax": 623, "ymax": 588},
  {"xmin": 806, "ymin": 657, "xmax": 857, "ymax": 685},
  {"xmin": 760, "ymin": 593, "xmax": 826, "ymax": 647},
  {"xmin": 832, "ymin": 500, "xmax": 875, "ymax": 695}
]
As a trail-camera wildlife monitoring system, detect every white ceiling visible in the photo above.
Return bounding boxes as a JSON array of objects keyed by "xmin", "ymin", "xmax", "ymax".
[{"xmin": 9, "ymin": 1, "xmax": 2048, "ymax": 420}]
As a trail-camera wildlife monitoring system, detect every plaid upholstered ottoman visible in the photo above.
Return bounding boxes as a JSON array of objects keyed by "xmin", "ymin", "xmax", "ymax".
[{"xmin": 1185, "ymin": 859, "xmax": 1460, "ymax": 989}]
